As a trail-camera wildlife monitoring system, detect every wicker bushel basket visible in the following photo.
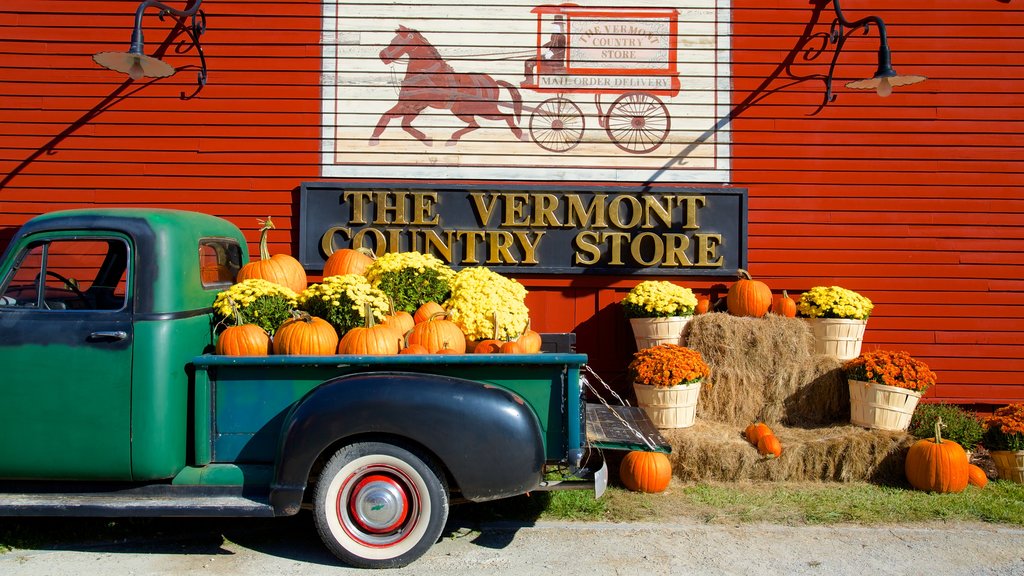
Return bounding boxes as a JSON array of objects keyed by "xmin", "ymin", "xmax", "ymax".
[
  {"xmin": 848, "ymin": 379, "xmax": 922, "ymax": 431},
  {"xmin": 807, "ymin": 318, "xmax": 867, "ymax": 361},
  {"xmin": 629, "ymin": 316, "xmax": 691, "ymax": 350},
  {"xmin": 990, "ymin": 450, "xmax": 1024, "ymax": 484},
  {"xmin": 633, "ymin": 380, "xmax": 702, "ymax": 429}
]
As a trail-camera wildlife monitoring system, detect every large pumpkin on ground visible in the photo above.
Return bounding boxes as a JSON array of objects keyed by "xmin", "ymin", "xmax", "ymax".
[
  {"xmin": 727, "ymin": 269, "xmax": 772, "ymax": 318},
  {"xmin": 273, "ymin": 312, "xmax": 338, "ymax": 355},
  {"xmin": 236, "ymin": 216, "xmax": 307, "ymax": 294},
  {"xmin": 905, "ymin": 419, "xmax": 969, "ymax": 493},
  {"xmin": 619, "ymin": 451, "xmax": 672, "ymax": 493}
]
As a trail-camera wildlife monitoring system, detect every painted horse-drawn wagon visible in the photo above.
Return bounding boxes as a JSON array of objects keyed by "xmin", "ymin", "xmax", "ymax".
[{"xmin": 522, "ymin": 5, "xmax": 680, "ymax": 154}]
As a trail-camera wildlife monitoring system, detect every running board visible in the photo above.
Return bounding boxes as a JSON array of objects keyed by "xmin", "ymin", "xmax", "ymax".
[
  {"xmin": 0, "ymin": 485, "xmax": 275, "ymax": 517},
  {"xmin": 534, "ymin": 460, "xmax": 608, "ymax": 498}
]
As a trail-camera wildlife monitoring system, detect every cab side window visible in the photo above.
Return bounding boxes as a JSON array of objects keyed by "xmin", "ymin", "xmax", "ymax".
[
  {"xmin": 0, "ymin": 238, "xmax": 128, "ymax": 311},
  {"xmin": 199, "ymin": 239, "xmax": 242, "ymax": 289}
]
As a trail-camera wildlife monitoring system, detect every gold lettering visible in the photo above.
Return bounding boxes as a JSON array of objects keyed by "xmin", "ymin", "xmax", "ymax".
[
  {"xmin": 695, "ymin": 233, "xmax": 724, "ymax": 267},
  {"xmin": 502, "ymin": 193, "xmax": 530, "ymax": 226},
  {"xmin": 679, "ymin": 195, "xmax": 707, "ymax": 230},
  {"xmin": 566, "ymin": 194, "xmax": 607, "ymax": 228},
  {"xmin": 486, "ymin": 231, "xmax": 517, "ymax": 264},
  {"xmin": 352, "ymin": 228, "xmax": 386, "ymax": 256},
  {"xmin": 342, "ymin": 190, "xmax": 373, "ymax": 225},
  {"xmin": 514, "ymin": 231, "xmax": 545, "ymax": 265},
  {"xmin": 604, "ymin": 232, "xmax": 630, "ymax": 265},
  {"xmin": 469, "ymin": 192, "xmax": 499, "ymax": 226},
  {"xmin": 457, "ymin": 230, "xmax": 486, "ymax": 264},
  {"xmin": 663, "ymin": 234, "xmax": 693, "ymax": 266},
  {"xmin": 422, "ymin": 229, "xmax": 455, "ymax": 263},
  {"xmin": 642, "ymin": 196, "xmax": 675, "ymax": 229},
  {"xmin": 608, "ymin": 195, "xmax": 642, "ymax": 229},
  {"xmin": 411, "ymin": 192, "xmax": 440, "ymax": 225},
  {"xmin": 319, "ymin": 226, "xmax": 350, "ymax": 257},
  {"xmin": 631, "ymin": 232, "xmax": 664, "ymax": 266},
  {"xmin": 373, "ymin": 190, "xmax": 408, "ymax": 225},
  {"xmin": 532, "ymin": 194, "xmax": 563, "ymax": 227},
  {"xmin": 573, "ymin": 231, "xmax": 601, "ymax": 265}
]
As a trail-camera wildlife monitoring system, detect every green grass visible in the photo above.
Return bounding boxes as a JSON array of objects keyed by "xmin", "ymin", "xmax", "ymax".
[{"xmin": 454, "ymin": 479, "xmax": 1024, "ymax": 526}]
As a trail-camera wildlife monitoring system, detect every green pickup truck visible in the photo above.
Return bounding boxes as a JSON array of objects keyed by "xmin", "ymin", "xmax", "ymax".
[{"xmin": 0, "ymin": 208, "xmax": 667, "ymax": 568}]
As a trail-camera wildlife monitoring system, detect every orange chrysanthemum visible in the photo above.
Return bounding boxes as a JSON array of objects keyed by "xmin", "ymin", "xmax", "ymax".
[
  {"xmin": 843, "ymin": 350, "xmax": 937, "ymax": 393},
  {"xmin": 983, "ymin": 404, "xmax": 1024, "ymax": 451},
  {"xmin": 629, "ymin": 344, "xmax": 710, "ymax": 388}
]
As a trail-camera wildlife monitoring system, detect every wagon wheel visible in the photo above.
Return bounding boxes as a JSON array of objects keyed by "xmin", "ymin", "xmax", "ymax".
[
  {"xmin": 604, "ymin": 92, "xmax": 671, "ymax": 154},
  {"xmin": 529, "ymin": 97, "xmax": 585, "ymax": 153}
]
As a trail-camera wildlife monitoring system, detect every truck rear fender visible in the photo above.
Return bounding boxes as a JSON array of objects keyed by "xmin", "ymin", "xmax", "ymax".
[{"xmin": 270, "ymin": 372, "xmax": 545, "ymax": 516}]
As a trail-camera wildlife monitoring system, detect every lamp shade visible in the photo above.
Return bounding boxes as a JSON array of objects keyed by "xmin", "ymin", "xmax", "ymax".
[{"xmin": 93, "ymin": 51, "xmax": 176, "ymax": 80}]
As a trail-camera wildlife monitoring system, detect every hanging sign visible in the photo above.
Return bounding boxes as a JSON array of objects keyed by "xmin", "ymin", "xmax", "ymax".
[{"xmin": 299, "ymin": 182, "xmax": 746, "ymax": 276}]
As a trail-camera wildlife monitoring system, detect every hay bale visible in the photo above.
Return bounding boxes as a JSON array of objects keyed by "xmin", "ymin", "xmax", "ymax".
[
  {"xmin": 663, "ymin": 421, "xmax": 913, "ymax": 483},
  {"xmin": 685, "ymin": 313, "xmax": 846, "ymax": 427}
]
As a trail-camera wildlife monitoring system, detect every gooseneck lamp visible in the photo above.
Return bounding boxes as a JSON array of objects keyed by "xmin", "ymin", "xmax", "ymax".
[
  {"xmin": 93, "ymin": 0, "xmax": 207, "ymax": 85},
  {"xmin": 823, "ymin": 0, "xmax": 925, "ymax": 102}
]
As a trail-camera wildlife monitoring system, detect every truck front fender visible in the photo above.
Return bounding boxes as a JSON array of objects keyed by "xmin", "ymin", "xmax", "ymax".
[{"xmin": 270, "ymin": 372, "xmax": 545, "ymax": 515}]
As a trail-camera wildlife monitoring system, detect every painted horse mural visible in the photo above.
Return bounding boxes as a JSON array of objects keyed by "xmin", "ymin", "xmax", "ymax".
[{"xmin": 369, "ymin": 26, "xmax": 524, "ymax": 146}]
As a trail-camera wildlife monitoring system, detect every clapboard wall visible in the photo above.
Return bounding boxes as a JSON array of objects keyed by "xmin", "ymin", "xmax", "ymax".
[{"xmin": 1, "ymin": 0, "xmax": 1021, "ymax": 405}]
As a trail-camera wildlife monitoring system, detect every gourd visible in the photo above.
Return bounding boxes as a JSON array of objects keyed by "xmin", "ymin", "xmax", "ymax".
[
  {"xmin": 727, "ymin": 269, "xmax": 772, "ymax": 318},
  {"xmin": 516, "ymin": 319, "xmax": 543, "ymax": 353},
  {"xmin": 773, "ymin": 290, "xmax": 797, "ymax": 318},
  {"xmin": 619, "ymin": 451, "xmax": 671, "ymax": 493},
  {"xmin": 236, "ymin": 217, "xmax": 308, "ymax": 294},
  {"xmin": 338, "ymin": 305, "xmax": 401, "ymax": 355},
  {"xmin": 757, "ymin": 434, "xmax": 783, "ymax": 458},
  {"xmin": 744, "ymin": 422, "xmax": 773, "ymax": 446},
  {"xmin": 322, "ymin": 247, "xmax": 373, "ymax": 278},
  {"xmin": 414, "ymin": 301, "xmax": 445, "ymax": 324},
  {"xmin": 473, "ymin": 311, "xmax": 505, "ymax": 353},
  {"xmin": 215, "ymin": 299, "xmax": 270, "ymax": 356},
  {"xmin": 407, "ymin": 312, "xmax": 466, "ymax": 354},
  {"xmin": 967, "ymin": 464, "xmax": 988, "ymax": 488},
  {"xmin": 905, "ymin": 418, "xmax": 969, "ymax": 493},
  {"xmin": 272, "ymin": 312, "xmax": 338, "ymax": 355}
]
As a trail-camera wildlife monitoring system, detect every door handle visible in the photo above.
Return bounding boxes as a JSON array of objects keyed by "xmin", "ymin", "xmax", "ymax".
[{"xmin": 89, "ymin": 330, "xmax": 128, "ymax": 341}]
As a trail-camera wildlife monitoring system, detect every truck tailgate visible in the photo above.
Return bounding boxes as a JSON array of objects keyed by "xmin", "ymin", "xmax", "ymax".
[{"xmin": 585, "ymin": 403, "xmax": 671, "ymax": 453}]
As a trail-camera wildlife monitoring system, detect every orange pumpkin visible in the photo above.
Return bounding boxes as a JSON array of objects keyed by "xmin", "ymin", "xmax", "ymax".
[
  {"xmin": 757, "ymin": 434, "xmax": 783, "ymax": 458},
  {"xmin": 744, "ymin": 422, "xmax": 773, "ymax": 446},
  {"xmin": 323, "ymin": 247, "xmax": 374, "ymax": 278},
  {"xmin": 272, "ymin": 312, "xmax": 338, "ymax": 355},
  {"xmin": 381, "ymin": 308, "xmax": 415, "ymax": 338},
  {"xmin": 905, "ymin": 418, "xmax": 969, "ymax": 493},
  {"xmin": 694, "ymin": 297, "xmax": 711, "ymax": 315},
  {"xmin": 967, "ymin": 464, "xmax": 988, "ymax": 488},
  {"xmin": 473, "ymin": 311, "xmax": 505, "ymax": 353},
  {"xmin": 216, "ymin": 324, "xmax": 270, "ymax": 356},
  {"xmin": 619, "ymin": 451, "xmax": 672, "ymax": 493},
  {"xmin": 727, "ymin": 269, "xmax": 772, "ymax": 318},
  {"xmin": 516, "ymin": 319, "xmax": 543, "ymax": 353},
  {"xmin": 338, "ymin": 307, "xmax": 401, "ymax": 355},
  {"xmin": 773, "ymin": 290, "xmax": 797, "ymax": 318},
  {"xmin": 414, "ymin": 301, "xmax": 445, "ymax": 324},
  {"xmin": 435, "ymin": 343, "xmax": 461, "ymax": 355},
  {"xmin": 500, "ymin": 340, "xmax": 525, "ymax": 354},
  {"xmin": 236, "ymin": 217, "xmax": 307, "ymax": 294},
  {"xmin": 407, "ymin": 313, "xmax": 466, "ymax": 354},
  {"xmin": 400, "ymin": 343, "xmax": 430, "ymax": 355}
]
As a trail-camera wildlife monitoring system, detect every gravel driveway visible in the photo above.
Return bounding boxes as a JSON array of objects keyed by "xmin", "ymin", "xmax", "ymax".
[{"xmin": 3, "ymin": 514, "xmax": 1023, "ymax": 575}]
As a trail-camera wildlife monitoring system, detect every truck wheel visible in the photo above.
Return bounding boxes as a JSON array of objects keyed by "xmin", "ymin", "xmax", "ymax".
[{"xmin": 313, "ymin": 442, "xmax": 449, "ymax": 569}]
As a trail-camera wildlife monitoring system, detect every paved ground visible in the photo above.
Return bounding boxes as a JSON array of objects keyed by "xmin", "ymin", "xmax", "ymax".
[{"xmin": 3, "ymin": 513, "xmax": 1024, "ymax": 575}]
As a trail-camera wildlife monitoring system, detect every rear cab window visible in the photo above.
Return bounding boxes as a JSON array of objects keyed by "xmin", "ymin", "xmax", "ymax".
[{"xmin": 199, "ymin": 239, "xmax": 242, "ymax": 289}]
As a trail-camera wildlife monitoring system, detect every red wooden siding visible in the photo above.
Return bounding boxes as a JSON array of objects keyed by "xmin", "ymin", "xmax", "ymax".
[{"xmin": 1, "ymin": 1, "xmax": 1022, "ymax": 405}]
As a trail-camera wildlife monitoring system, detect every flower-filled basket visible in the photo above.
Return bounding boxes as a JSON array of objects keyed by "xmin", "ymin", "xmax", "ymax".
[
  {"xmin": 629, "ymin": 344, "xmax": 710, "ymax": 429},
  {"xmin": 797, "ymin": 286, "xmax": 873, "ymax": 360},
  {"xmin": 622, "ymin": 281, "xmax": 698, "ymax": 350},
  {"xmin": 844, "ymin": 350, "xmax": 936, "ymax": 431},
  {"xmin": 983, "ymin": 404, "xmax": 1024, "ymax": 483}
]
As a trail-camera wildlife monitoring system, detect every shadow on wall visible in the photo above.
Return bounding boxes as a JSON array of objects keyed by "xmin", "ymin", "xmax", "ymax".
[{"xmin": 0, "ymin": 21, "xmax": 202, "ymax": 194}]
